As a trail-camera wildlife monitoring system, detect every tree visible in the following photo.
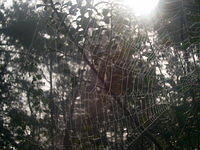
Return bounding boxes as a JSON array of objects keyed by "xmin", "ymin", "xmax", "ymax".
[
  {"xmin": 1, "ymin": 0, "xmax": 199, "ymax": 149},
  {"xmin": 150, "ymin": 0, "xmax": 200, "ymax": 149}
]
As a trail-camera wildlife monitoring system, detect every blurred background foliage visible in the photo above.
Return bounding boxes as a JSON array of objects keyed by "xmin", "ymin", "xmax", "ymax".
[{"xmin": 0, "ymin": 0, "xmax": 199, "ymax": 149}]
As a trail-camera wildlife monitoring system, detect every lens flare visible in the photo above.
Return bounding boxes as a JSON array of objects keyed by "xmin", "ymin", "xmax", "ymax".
[{"xmin": 123, "ymin": 0, "xmax": 159, "ymax": 16}]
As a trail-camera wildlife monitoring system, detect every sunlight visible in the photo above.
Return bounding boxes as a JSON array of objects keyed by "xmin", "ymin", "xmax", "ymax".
[
  {"xmin": 123, "ymin": 0, "xmax": 159, "ymax": 16},
  {"xmin": 3, "ymin": 0, "xmax": 13, "ymax": 8}
]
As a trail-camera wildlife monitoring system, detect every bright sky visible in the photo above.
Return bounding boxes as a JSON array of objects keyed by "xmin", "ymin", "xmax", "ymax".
[
  {"xmin": 3, "ymin": 0, "xmax": 27, "ymax": 8},
  {"xmin": 123, "ymin": 0, "xmax": 159, "ymax": 16},
  {"xmin": 3, "ymin": 0, "xmax": 159, "ymax": 16},
  {"xmin": 2, "ymin": 0, "xmax": 12, "ymax": 7}
]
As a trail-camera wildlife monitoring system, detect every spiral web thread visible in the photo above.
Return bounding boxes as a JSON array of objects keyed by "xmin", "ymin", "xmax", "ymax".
[
  {"xmin": 1, "ymin": 0, "xmax": 199, "ymax": 149},
  {"xmin": 70, "ymin": 39, "xmax": 168, "ymax": 148},
  {"xmin": 57, "ymin": 0, "xmax": 199, "ymax": 149},
  {"xmin": 56, "ymin": 1, "xmax": 171, "ymax": 149}
]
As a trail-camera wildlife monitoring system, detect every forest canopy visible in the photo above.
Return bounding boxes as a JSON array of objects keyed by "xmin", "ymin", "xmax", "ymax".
[{"xmin": 0, "ymin": 0, "xmax": 199, "ymax": 150}]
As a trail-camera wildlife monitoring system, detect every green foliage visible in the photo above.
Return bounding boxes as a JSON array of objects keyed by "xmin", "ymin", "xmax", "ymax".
[{"xmin": 0, "ymin": 0, "xmax": 199, "ymax": 149}]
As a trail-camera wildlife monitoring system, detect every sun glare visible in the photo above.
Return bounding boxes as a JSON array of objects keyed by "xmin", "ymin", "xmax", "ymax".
[{"xmin": 123, "ymin": 0, "xmax": 159, "ymax": 16}]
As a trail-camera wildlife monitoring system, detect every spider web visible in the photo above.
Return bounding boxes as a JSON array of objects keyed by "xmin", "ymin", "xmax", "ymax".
[
  {"xmin": 56, "ymin": 0, "xmax": 199, "ymax": 149},
  {"xmin": 2, "ymin": 0, "xmax": 198, "ymax": 149},
  {"xmin": 56, "ymin": 1, "xmax": 171, "ymax": 150}
]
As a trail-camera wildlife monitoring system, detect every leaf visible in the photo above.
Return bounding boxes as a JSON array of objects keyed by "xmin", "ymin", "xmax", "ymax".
[
  {"xmin": 36, "ymin": 4, "xmax": 47, "ymax": 8},
  {"xmin": 104, "ymin": 16, "xmax": 110, "ymax": 24},
  {"xmin": 36, "ymin": 75, "xmax": 42, "ymax": 80},
  {"xmin": 102, "ymin": 9, "xmax": 109, "ymax": 16}
]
